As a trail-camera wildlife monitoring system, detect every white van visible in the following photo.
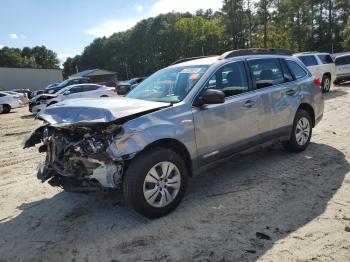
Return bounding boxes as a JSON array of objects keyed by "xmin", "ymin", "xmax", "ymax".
[{"xmin": 334, "ymin": 54, "xmax": 350, "ymax": 84}]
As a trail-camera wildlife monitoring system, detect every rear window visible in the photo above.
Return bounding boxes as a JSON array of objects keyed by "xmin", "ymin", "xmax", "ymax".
[
  {"xmin": 297, "ymin": 55, "xmax": 318, "ymax": 66},
  {"xmin": 335, "ymin": 56, "xmax": 350, "ymax": 66},
  {"xmin": 318, "ymin": 54, "xmax": 333, "ymax": 64},
  {"xmin": 248, "ymin": 59, "xmax": 285, "ymax": 88},
  {"xmin": 286, "ymin": 60, "xmax": 308, "ymax": 79},
  {"xmin": 84, "ymin": 85, "xmax": 99, "ymax": 91}
]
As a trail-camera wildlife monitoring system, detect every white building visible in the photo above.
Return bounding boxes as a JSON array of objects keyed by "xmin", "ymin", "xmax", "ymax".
[{"xmin": 0, "ymin": 67, "xmax": 63, "ymax": 91}]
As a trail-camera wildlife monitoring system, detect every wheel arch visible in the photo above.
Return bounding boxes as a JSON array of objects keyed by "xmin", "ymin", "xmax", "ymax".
[
  {"xmin": 298, "ymin": 103, "xmax": 315, "ymax": 127},
  {"xmin": 141, "ymin": 138, "xmax": 193, "ymax": 177},
  {"xmin": 323, "ymin": 72, "xmax": 331, "ymax": 79}
]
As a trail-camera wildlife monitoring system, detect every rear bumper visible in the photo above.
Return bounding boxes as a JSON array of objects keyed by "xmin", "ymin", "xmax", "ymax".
[
  {"xmin": 335, "ymin": 74, "xmax": 350, "ymax": 83},
  {"xmin": 11, "ymin": 100, "xmax": 22, "ymax": 108}
]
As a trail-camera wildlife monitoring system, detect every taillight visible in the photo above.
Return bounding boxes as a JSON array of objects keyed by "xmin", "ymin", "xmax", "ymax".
[{"xmin": 314, "ymin": 78, "xmax": 321, "ymax": 87}]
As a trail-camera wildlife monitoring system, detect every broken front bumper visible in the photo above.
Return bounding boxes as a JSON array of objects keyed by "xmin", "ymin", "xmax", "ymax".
[{"xmin": 24, "ymin": 125, "xmax": 125, "ymax": 192}]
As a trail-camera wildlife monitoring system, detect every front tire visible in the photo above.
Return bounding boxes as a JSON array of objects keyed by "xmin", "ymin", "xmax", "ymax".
[
  {"xmin": 321, "ymin": 75, "xmax": 331, "ymax": 93},
  {"xmin": 283, "ymin": 109, "xmax": 312, "ymax": 153},
  {"xmin": 123, "ymin": 147, "xmax": 188, "ymax": 218}
]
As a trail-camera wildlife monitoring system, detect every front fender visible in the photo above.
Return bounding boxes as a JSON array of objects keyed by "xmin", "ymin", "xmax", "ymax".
[{"xmin": 106, "ymin": 113, "xmax": 196, "ymax": 162}]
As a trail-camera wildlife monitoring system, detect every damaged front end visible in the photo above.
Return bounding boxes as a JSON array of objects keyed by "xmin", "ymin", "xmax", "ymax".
[
  {"xmin": 23, "ymin": 97, "xmax": 172, "ymax": 192},
  {"xmin": 24, "ymin": 123, "xmax": 125, "ymax": 192}
]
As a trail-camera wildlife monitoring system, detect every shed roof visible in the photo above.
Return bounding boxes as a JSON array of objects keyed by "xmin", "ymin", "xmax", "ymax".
[{"xmin": 69, "ymin": 68, "xmax": 116, "ymax": 78}]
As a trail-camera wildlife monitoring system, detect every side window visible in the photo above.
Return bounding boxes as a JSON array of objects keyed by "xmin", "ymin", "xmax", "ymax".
[
  {"xmin": 248, "ymin": 59, "xmax": 285, "ymax": 89},
  {"xmin": 84, "ymin": 85, "xmax": 99, "ymax": 92},
  {"xmin": 335, "ymin": 56, "xmax": 350, "ymax": 66},
  {"xmin": 298, "ymin": 55, "xmax": 318, "ymax": 66},
  {"xmin": 206, "ymin": 61, "xmax": 248, "ymax": 97},
  {"xmin": 318, "ymin": 55, "xmax": 333, "ymax": 64},
  {"xmin": 69, "ymin": 86, "xmax": 84, "ymax": 94},
  {"xmin": 286, "ymin": 60, "xmax": 308, "ymax": 79}
]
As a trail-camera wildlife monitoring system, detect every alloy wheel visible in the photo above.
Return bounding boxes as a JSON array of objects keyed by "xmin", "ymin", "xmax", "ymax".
[
  {"xmin": 143, "ymin": 161, "xmax": 181, "ymax": 208},
  {"xmin": 295, "ymin": 117, "xmax": 311, "ymax": 146}
]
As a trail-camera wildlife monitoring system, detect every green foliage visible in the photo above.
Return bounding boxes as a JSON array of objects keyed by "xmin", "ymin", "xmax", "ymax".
[
  {"xmin": 63, "ymin": 1, "xmax": 350, "ymax": 79},
  {"xmin": 0, "ymin": 46, "xmax": 60, "ymax": 69}
]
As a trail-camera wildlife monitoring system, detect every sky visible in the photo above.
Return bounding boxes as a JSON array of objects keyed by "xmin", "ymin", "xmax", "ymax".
[{"xmin": 0, "ymin": 0, "xmax": 223, "ymax": 65}]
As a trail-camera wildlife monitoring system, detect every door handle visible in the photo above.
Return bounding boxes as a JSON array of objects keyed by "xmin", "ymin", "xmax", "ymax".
[
  {"xmin": 286, "ymin": 89, "xmax": 296, "ymax": 96},
  {"xmin": 244, "ymin": 100, "xmax": 256, "ymax": 108}
]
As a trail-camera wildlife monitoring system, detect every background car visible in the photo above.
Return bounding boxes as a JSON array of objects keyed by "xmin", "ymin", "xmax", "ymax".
[
  {"xmin": 0, "ymin": 91, "xmax": 22, "ymax": 113},
  {"xmin": 294, "ymin": 52, "xmax": 335, "ymax": 92},
  {"xmin": 13, "ymin": 89, "xmax": 33, "ymax": 99},
  {"xmin": 116, "ymin": 77, "xmax": 147, "ymax": 95},
  {"xmin": 33, "ymin": 90, "xmax": 45, "ymax": 96},
  {"xmin": 44, "ymin": 77, "xmax": 90, "ymax": 94},
  {"xmin": 29, "ymin": 84, "xmax": 118, "ymax": 113},
  {"xmin": 3, "ymin": 91, "xmax": 29, "ymax": 104},
  {"xmin": 334, "ymin": 54, "xmax": 350, "ymax": 84}
]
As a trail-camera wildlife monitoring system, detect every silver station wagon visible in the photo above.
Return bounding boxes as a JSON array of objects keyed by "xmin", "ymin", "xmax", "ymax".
[{"xmin": 25, "ymin": 49, "xmax": 324, "ymax": 218}]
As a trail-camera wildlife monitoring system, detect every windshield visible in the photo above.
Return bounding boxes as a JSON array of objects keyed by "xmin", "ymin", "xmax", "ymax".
[
  {"xmin": 126, "ymin": 65, "xmax": 209, "ymax": 103},
  {"xmin": 56, "ymin": 79, "xmax": 70, "ymax": 88}
]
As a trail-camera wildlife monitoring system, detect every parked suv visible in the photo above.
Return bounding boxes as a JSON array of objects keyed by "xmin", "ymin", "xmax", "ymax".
[
  {"xmin": 294, "ymin": 52, "xmax": 335, "ymax": 93},
  {"xmin": 24, "ymin": 49, "xmax": 324, "ymax": 218},
  {"xmin": 334, "ymin": 54, "xmax": 350, "ymax": 84},
  {"xmin": 116, "ymin": 77, "xmax": 147, "ymax": 95}
]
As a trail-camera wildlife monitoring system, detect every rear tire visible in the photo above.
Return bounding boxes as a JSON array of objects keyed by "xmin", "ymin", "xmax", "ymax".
[
  {"xmin": 123, "ymin": 147, "xmax": 188, "ymax": 218},
  {"xmin": 283, "ymin": 109, "xmax": 312, "ymax": 153},
  {"xmin": 1, "ymin": 104, "xmax": 11, "ymax": 114},
  {"xmin": 321, "ymin": 75, "xmax": 331, "ymax": 93}
]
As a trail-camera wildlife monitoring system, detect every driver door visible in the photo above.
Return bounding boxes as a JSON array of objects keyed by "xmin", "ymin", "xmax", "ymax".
[{"xmin": 192, "ymin": 60, "xmax": 261, "ymax": 166}]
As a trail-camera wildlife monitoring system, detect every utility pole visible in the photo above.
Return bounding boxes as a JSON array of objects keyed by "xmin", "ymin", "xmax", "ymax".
[
  {"xmin": 263, "ymin": 0, "xmax": 268, "ymax": 49},
  {"xmin": 124, "ymin": 61, "xmax": 129, "ymax": 80}
]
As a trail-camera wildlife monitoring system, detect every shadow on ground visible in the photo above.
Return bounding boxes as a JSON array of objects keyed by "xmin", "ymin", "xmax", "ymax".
[
  {"xmin": 324, "ymin": 88, "xmax": 348, "ymax": 100},
  {"xmin": 20, "ymin": 114, "xmax": 36, "ymax": 119},
  {"xmin": 0, "ymin": 143, "xmax": 348, "ymax": 261}
]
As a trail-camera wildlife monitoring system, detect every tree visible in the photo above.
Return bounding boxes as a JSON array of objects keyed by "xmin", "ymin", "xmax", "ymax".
[
  {"xmin": 222, "ymin": 0, "xmax": 247, "ymax": 49},
  {"xmin": 0, "ymin": 48, "xmax": 23, "ymax": 67}
]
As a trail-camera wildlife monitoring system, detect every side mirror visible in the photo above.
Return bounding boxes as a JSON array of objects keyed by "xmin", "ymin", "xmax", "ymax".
[
  {"xmin": 194, "ymin": 89, "xmax": 225, "ymax": 107},
  {"xmin": 64, "ymin": 91, "xmax": 70, "ymax": 95}
]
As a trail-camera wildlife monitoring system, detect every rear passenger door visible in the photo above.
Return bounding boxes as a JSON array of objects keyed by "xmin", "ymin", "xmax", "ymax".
[
  {"xmin": 82, "ymin": 85, "xmax": 100, "ymax": 98},
  {"xmin": 64, "ymin": 86, "xmax": 85, "ymax": 100},
  {"xmin": 247, "ymin": 58, "xmax": 300, "ymax": 137},
  {"xmin": 192, "ymin": 60, "xmax": 261, "ymax": 166}
]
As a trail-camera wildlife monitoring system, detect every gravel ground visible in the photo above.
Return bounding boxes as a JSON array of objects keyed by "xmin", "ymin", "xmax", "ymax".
[{"xmin": 0, "ymin": 85, "xmax": 350, "ymax": 262}]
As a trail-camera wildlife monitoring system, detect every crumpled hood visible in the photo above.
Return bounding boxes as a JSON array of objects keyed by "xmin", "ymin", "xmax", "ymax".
[{"xmin": 36, "ymin": 96, "xmax": 170, "ymax": 126}]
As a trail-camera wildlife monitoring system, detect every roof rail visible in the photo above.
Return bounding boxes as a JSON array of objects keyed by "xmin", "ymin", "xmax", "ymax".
[
  {"xmin": 170, "ymin": 55, "xmax": 216, "ymax": 66},
  {"xmin": 219, "ymin": 48, "xmax": 293, "ymax": 60}
]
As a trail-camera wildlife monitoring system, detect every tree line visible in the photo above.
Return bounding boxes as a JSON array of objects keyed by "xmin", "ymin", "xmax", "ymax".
[
  {"xmin": 0, "ymin": 46, "xmax": 60, "ymax": 69},
  {"xmin": 2, "ymin": 0, "xmax": 349, "ymax": 79},
  {"xmin": 64, "ymin": 0, "xmax": 350, "ymax": 80}
]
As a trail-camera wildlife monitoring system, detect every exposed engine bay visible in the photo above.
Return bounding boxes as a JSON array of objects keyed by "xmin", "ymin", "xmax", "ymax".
[{"xmin": 24, "ymin": 123, "xmax": 125, "ymax": 192}]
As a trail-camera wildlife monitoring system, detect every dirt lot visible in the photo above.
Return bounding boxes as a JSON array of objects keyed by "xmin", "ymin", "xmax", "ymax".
[{"xmin": 1, "ymin": 85, "xmax": 350, "ymax": 262}]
